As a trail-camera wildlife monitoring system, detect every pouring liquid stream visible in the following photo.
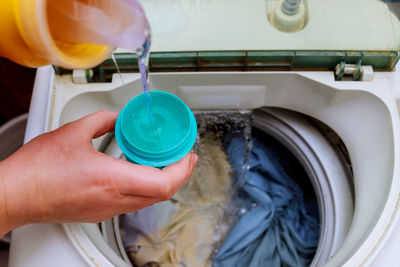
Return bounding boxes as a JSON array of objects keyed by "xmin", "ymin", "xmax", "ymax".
[
  {"xmin": 136, "ymin": 35, "xmax": 154, "ymax": 126},
  {"xmin": 111, "ymin": 54, "xmax": 124, "ymax": 85},
  {"xmin": 111, "ymin": 33, "xmax": 159, "ymax": 138}
]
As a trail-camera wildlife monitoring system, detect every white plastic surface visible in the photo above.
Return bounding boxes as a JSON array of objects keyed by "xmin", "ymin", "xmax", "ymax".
[
  {"xmin": 9, "ymin": 224, "xmax": 87, "ymax": 267},
  {"xmin": 134, "ymin": 0, "xmax": 400, "ymax": 52},
  {"xmin": 72, "ymin": 70, "xmax": 91, "ymax": 84},
  {"xmin": 24, "ymin": 66, "xmax": 54, "ymax": 144},
  {"xmin": 361, "ymin": 66, "xmax": 374, "ymax": 81}
]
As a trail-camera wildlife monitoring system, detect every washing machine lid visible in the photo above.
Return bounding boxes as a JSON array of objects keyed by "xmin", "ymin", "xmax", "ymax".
[
  {"xmin": 56, "ymin": 0, "xmax": 400, "ymax": 80},
  {"xmin": 138, "ymin": 0, "xmax": 400, "ymax": 51},
  {"xmin": 132, "ymin": 0, "xmax": 400, "ymax": 70}
]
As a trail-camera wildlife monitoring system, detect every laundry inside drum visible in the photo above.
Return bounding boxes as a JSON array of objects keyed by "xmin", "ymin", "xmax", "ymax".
[{"xmin": 114, "ymin": 109, "xmax": 351, "ymax": 267}]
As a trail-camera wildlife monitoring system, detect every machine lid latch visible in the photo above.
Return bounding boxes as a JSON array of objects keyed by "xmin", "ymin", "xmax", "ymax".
[
  {"xmin": 335, "ymin": 60, "xmax": 373, "ymax": 81},
  {"xmin": 72, "ymin": 69, "xmax": 94, "ymax": 84}
]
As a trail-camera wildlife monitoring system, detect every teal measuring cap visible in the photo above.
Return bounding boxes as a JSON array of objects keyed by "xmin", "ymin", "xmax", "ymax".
[{"xmin": 115, "ymin": 91, "xmax": 197, "ymax": 168}]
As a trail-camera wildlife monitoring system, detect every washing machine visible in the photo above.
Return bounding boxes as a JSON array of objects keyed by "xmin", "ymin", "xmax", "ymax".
[{"xmin": 8, "ymin": 0, "xmax": 400, "ymax": 266}]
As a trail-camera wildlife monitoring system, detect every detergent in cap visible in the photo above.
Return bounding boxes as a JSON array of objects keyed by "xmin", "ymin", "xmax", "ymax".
[{"xmin": 115, "ymin": 91, "xmax": 197, "ymax": 168}]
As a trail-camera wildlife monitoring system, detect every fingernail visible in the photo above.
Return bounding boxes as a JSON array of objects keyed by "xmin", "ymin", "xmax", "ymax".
[{"xmin": 191, "ymin": 153, "xmax": 199, "ymax": 165}]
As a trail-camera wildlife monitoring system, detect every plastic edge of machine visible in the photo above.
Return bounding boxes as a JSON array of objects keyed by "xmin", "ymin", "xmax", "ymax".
[{"xmin": 24, "ymin": 65, "xmax": 54, "ymax": 144}]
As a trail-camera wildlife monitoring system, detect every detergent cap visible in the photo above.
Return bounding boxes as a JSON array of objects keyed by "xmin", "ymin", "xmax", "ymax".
[{"xmin": 115, "ymin": 91, "xmax": 197, "ymax": 167}]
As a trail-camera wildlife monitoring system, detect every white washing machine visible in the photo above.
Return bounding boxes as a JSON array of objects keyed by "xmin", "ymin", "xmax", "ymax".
[{"xmin": 8, "ymin": 0, "xmax": 400, "ymax": 266}]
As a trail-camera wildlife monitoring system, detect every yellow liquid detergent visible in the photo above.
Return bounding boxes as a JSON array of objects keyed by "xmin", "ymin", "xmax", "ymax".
[{"xmin": 0, "ymin": 0, "xmax": 149, "ymax": 69}]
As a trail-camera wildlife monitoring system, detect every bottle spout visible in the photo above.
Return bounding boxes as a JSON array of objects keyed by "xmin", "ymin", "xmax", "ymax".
[{"xmin": 48, "ymin": 0, "xmax": 150, "ymax": 51}]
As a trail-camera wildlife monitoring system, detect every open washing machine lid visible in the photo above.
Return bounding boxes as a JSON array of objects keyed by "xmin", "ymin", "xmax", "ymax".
[
  {"xmin": 141, "ymin": 0, "xmax": 400, "ymax": 51},
  {"xmin": 113, "ymin": 0, "xmax": 400, "ymax": 76},
  {"xmin": 55, "ymin": 0, "xmax": 400, "ymax": 81}
]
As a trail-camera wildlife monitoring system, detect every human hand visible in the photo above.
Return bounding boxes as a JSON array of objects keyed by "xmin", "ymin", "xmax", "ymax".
[{"xmin": 0, "ymin": 110, "xmax": 198, "ymax": 236}]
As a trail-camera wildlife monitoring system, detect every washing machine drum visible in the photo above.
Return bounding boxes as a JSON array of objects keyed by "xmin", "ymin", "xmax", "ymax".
[{"xmin": 66, "ymin": 108, "xmax": 353, "ymax": 267}]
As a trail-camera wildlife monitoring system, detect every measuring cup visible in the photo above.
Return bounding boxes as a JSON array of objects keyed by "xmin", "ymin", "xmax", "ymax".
[{"xmin": 115, "ymin": 91, "xmax": 197, "ymax": 168}]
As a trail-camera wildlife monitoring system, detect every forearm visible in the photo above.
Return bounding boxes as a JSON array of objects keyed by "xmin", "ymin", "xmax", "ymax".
[
  {"xmin": 0, "ymin": 160, "xmax": 13, "ymax": 237},
  {"xmin": 0, "ymin": 157, "xmax": 29, "ymax": 237}
]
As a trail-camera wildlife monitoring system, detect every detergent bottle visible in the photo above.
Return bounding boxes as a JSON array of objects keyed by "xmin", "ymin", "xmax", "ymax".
[{"xmin": 0, "ymin": 0, "xmax": 149, "ymax": 69}]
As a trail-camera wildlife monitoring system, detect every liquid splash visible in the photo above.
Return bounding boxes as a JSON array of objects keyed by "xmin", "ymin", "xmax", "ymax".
[
  {"xmin": 193, "ymin": 110, "xmax": 253, "ymax": 257},
  {"xmin": 195, "ymin": 110, "xmax": 253, "ymax": 188}
]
